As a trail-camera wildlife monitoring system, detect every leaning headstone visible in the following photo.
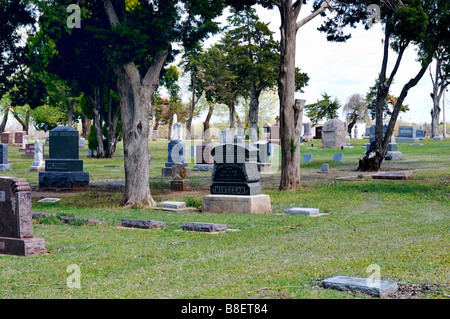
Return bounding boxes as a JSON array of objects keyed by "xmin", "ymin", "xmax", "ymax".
[
  {"xmin": 302, "ymin": 154, "xmax": 313, "ymax": 162},
  {"xmin": 202, "ymin": 143, "xmax": 272, "ymax": 214},
  {"xmin": 193, "ymin": 142, "xmax": 214, "ymax": 171},
  {"xmin": 396, "ymin": 126, "xmax": 419, "ymax": 143},
  {"xmin": 332, "ymin": 153, "xmax": 344, "ymax": 162},
  {"xmin": 181, "ymin": 222, "xmax": 227, "ymax": 233},
  {"xmin": 284, "ymin": 207, "xmax": 320, "ymax": 216},
  {"xmin": 0, "ymin": 144, "xmax": 12, "ymax": 171},
  {"xmin": 30, "ymin": 140, "xmax": 45, "ymax": 172},
  {"xmin": 321, "ymin": 163, "xmax": 329, "ymax": 173},
  {"xmin": 170, "ymin": 163, "xmax": 190, "ymax": 191},
  {"xmin": 0, "ymin": 132, "xmax": 13, "ymax": 146},
  {"xmin": 322, "ymin": 276, "xmax": 398, "ymax": 297},
  {"xmin": 0, "ymin": 177, "xmax": 46, "ymax": 256},
  {"xmin": 322, "ymin": 118, "xmax": 347, "ymax": 148},
  {"xmin": 39, "ymin": 126, "xmax": 89, "ymax": 189}
]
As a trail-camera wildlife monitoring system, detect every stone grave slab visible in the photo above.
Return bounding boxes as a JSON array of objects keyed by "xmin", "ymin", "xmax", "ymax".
[
  {"xmin": 121, "ymin": 219, "xmax": 167, "ymax": 229},
  {"xmin": 157, "ymin": 201, "xmax": 187, "ymax": 211},
  {"xmin": 284, "ymin": 207, "xmax": 321, "ymax": 216},
  {"xmin": 322, "ymin": 276, "xmax": 398, "ymax": 297},
  {"xmin": 37, "ymin": 197, "xmax": 60, "ymax": 203},
  {"xmin": 372, "ymin": 172, "xmax": 412, "ymax": 180},
  {"xmin": 332, "ymin": 153, "xmax": 344, "ymax": 162},
  {"xmin": 302, "ymin": 154, "xmax": 313, "ymax": 162},
  {"xmin": 59, "ymin": 216, "xmax": 100, "ymax": 225},
  {"xmin": 321, "ymin": 163, "xmax": 329, "ymax": 173},
  {"xmin": 202, "ymin": 194, "xmax": 271, "ymax": 214},
  {"xmin": 181, "ymin": 222, "xmax": 227, "ymax": 233}
]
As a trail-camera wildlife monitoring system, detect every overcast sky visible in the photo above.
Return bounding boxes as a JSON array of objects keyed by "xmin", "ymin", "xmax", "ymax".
[{"xmin": 198, "ymin": 3, "xmax": 448, "ymax": 126}]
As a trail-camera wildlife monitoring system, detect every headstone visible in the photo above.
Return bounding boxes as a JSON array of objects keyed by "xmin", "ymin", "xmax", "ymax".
[
  {"xmin": 121, "ymin": 218, "xmax": 167, "ymax": 229},
  {"xmin": 314, "ymin": 126, "xmax": 322, "ymax": 139},
  {"xmin": 79, "ymin": 137, "xmax": 86, "ymax": 148},
  {"xmin": 322, "ymin": 276, "xmax": 398, "ymax": 297},
  {"xmin": 0, "ymin": 144, "xmax": 12, "ymax": 171},
  {"xmin": 170, "ymin": 163, "xmax": 190, "ymax": 191},
  {"xmin": 332, "ymin": 153, "xmax": 344, "ymax": 162},
  {"xmin": 44, "ymin": 137, "xmax": 49, "ymax": 146},
  {"xmin": 14, "ymin": 131, "xmax": 26, "ymax": 146},
  {"xmin": 202, "ymin": 143, "xmax": 272, "ymax": 214},
  {"xmin": 220, "ymin": 129, "xmax": 234, "ymax": 144},
  {"xmin": 363, "ymin": 126, "xmax": 370, "ymax": 139},
  {"xmin": 22, "ymin": 143, "xmax": 35, "ymax": 157},
  {"xmin": 152, "ymin": 130, "xmax": 159, "ymax": 141},
  {"xmin": 396, "ymin": 126, "xmax": 419, "ymax": 143},
  {"xmin": 321, "ymin": 163, "xmax": 329, "ymax": 173},
  {"xmin": 39, "ymin": 126, "xmax": 90, "ymax": 189},
  {"xmin": 0, "ymin": 177, "xmax": 46, "ymax": 256},
  {"xmin": 322, "ymin": 118, "xmax": 347, "ymax": 148},
  {"xmin": 367, "ymin": 124, "xmax": 402, "ymax": 160},
  {"xmin": 262, "ymin": 124, "xmax": 270, "ymax": 140},
  {"xmin": 182, "ymin": 222, "xmax": 227, "ymax": 233},
  {"xmin": 193, "ymin": 142, "xmax": 214, "ymax": 171},
  {"xmin": 415, "ymin": 129, "xmax": 425, "ymax": 140},
  {"xmin": 21, "ymin": 135, "xmax": 28, "ymax": 150},
  {"xmin": 0, "ymin": 132, "xmax": 13, "ymax": 146},
  {"xmin": 157, "ymin": 201, "xmax": 186, "ymax": 210},
  {"xmin": 234, "ymin": 125, "xmax": 245, "ymax": 144},
  {"xmin": 284, "ymin": 207, "xmax": 320, "ymax": 216},
  {"xmin": 59, "ymin": 216, "xmax": 100, "ymax": 225},
  {"xmin": 433, "ymin": 136, "xmax": 443, "ymax": 141},
  {"xmin": 353, "ymin": 126, "xmax": 359, "ymax": 139},
  {"xmin": 30, "ymin": 140, "xmax": 45, "ymax": 172},
  {"xmin": 268, "ymin": 116, "xmax": 280, "ymax": 144},
  {"xmin": 253, "ymin": 141, "xmax": 271, "ymax": 173},
  {"xmin": 303, "ymin": 123, "xmax": 313, "ymax": 142},
  {"xmin": 171, "ymin": 122, "xmax": 183, "ymax": 141},
  {"xmin": 302, "ymin": 154, "xmax": 313, "ymax": 162}
]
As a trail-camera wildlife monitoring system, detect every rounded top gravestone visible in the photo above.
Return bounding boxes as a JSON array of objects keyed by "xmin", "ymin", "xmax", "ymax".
[{"xmin": 49, "ymin": 126, "xmax": 79, "ymax": 159}]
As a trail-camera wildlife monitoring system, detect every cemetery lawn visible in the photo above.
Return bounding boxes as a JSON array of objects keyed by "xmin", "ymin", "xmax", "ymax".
[{"xmin": 0, "ymin": 139, "xmax": 449, "ymax": 299}]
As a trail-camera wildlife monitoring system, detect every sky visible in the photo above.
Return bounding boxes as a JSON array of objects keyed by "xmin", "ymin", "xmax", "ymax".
[{"xmin": 195, "ymin": 3, "xmax": 448, "ymax": 126}]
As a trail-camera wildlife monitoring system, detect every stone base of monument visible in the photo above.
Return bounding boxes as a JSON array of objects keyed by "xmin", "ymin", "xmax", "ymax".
[
  {"xmin": 372, "ymin": 171, "xmax": 412, "ymax": 180},
  {"xmin": 385, "ymin": 151, "xmax": 402, "ymax": 161},
  {"xmin": 257, "ymin": 162, "xmax": 272, "ymax": 173},
  {"xmin": 0, "ymin": 237, "xmax": 46, "ymax": 256},
  {"xmin": 202, "ymin": 194, "xmax": 272, "ymax": 214},
  {"xmin": 29, "ymin": 165, "xmax": 45, "ymax": 172},
  {"xmin": 396, "ymin": 137, "xmax": 419, "ymax": 143},
  {"xmin": 39, "ymin": 171, "xmax": 90, "ymax": 189},
  {"xmin": 162, "ymin": 167, "xmax": 191, "ymax": 177},
  {"xmin": 0, "ymin": 164, "xmax": 12, "ymax": 171},
  {"xmin": 303, "ymin": 135, "xmax": 313, "ymax": 142},
  {"xmin": 170, "ymin": 180, "xmax": 190, "ymax": 191},
  {"xmin": 193, "ymin": 164, "xmax": 213, "ymax": 171}
]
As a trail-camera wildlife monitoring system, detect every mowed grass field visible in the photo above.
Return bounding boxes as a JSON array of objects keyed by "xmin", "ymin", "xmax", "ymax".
[{"xmin": 0, "ymin": 137, "xmax": 448, "ymax": 299}]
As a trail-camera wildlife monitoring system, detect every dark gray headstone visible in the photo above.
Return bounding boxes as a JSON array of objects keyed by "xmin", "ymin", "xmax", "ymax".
[
  {"xmin": 0, "ymin": 143, "xmax": 7, "ymax": 164},
  {"xmin": 182, "ymin": 222, "xmax": 227, "ymax": 233},
  {"xmin": 398, "ymin": 126, "xmax": 416, "ymax": 138},
  {"xmin": 121, "ymin": 218, "xmax": 167, "ymax": 229},
  {"xmin": 210, "ymin": 144, "xmax": 261, "ymax": 196},
  {"xmin": 49, "ymin": 126, "xmax": 79, "ymax": 159}
]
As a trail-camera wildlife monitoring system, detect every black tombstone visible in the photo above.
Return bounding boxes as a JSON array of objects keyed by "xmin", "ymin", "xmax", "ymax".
[{"xmin": 210, "ymin": 144, "xmax": 261, "ymax": 196}]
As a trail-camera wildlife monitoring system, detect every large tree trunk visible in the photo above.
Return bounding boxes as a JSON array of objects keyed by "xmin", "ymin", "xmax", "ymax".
[
  {"xmin": 278, "ymin": 2, "xmax": 301, "ymax": 190},
  {"xmin": 229, "ymin": 101, "xmax": 236, "ymax": 129},
  {"xmin": 67, "ymin": 103, "xmax": 74, "ymax": 127},
  {"xmin": 0, "ymin": 109, "xmax": 8, "ymax": 133},
  {"xmin": 430, "ymin": 57, "xmax": 445, "ymax": 137},
  {"xmin": 104, "ymin": 0, "xmax": 168, "ymax": 207},
  {"xmin": 249, "ymin": 85, "xmax": 261, "ymax": 142},
  {"xmin": 277, "ymin": 0, "xmax": 329, "ymax": 190}
]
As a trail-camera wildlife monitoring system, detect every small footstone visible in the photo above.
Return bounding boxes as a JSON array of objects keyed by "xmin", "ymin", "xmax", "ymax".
[
  {"xmin": 121, "ymin": 218, "xmax": 167, "ymax": 229},
  {"xmin": 181, "ymin": 222, "xmax": 227, "ymax": 233},
  {"xmin": 372, "ymin": 172, "xmax": 412, "ymax": 180},
  {"xmin": 32, "ymin": 212, "xmax": 57, "ymax": 219},
  {"xmin": 322, "ymin": 276, "xmax": 398, "ymax": 297},
  {"xmin": 37, "ymin": 197, "xmax": 60, "ymax": 203},
  {"xmin": 284, "ymin": 207, "xmax": 320, "ymax": 216},
  {"xmin": 321, "ymin": 164, "xmax": 329, "ymax": 173}
]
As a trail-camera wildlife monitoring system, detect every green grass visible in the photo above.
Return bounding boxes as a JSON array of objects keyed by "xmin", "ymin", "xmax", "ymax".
[{"xmin": 0, "ymin": 137, "xmax": 449, "ymax": 299}]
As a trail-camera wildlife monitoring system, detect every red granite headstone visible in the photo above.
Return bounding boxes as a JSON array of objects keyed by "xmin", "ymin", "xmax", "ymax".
[
  {"xmin": 1, "ymin": 132, "xmax": 13, "ymax": 145},
  {"xmin": 14, "ymin": 131, "xmax": 26, "ymax": 145},
  {"xmin": 0, "ymin": 177, "xmax": 45, "ymax": 256}
]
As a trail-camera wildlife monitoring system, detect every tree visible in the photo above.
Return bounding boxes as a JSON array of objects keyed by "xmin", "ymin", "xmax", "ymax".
[
  {"xmin": 226, "ymin": 0, "xmax": 366, "ymax": 190},
  {"xmin": 304, "ymin": 92, "xmax": 341, "ymax": 126},
  {"xmin": 100, "ymin": 0, "xmax": 225, "ymax": 207},
  {"xmin": 365, "ymin": 77, "xmax": 409, "ymax": 120},
  {"xmin": 354, "ymin": 0, "xmax": 450, "ymax": 171},
  {"xmin": 342, "ymin": 93, "xmax": 369, "ymax": 135},
  {"xmin": 429, "ymin": 53, "xmax": 450, "ymax": 137}
]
